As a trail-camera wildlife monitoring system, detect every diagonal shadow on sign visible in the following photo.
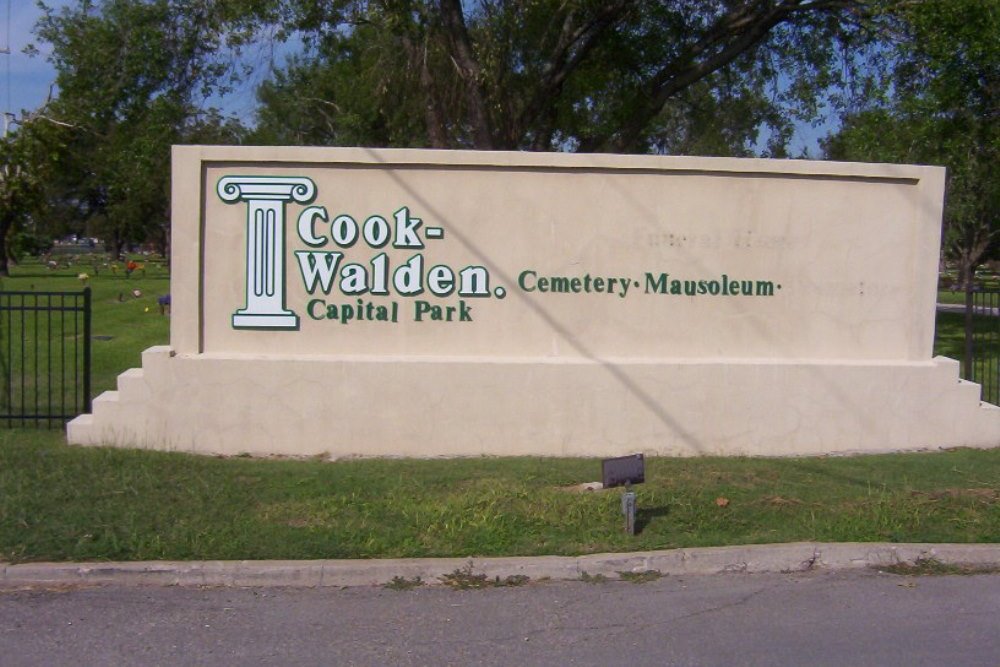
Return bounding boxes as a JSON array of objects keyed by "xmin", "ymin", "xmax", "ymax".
[
  {"xmin": 360, "ymin": 149, "xmax": 707, "ymax": 453},
  {"xmin": 355, "ymin": 149, "xmax": 944, "ymax": 459},
  {"xmin": 593, "ymin": 159, "xmax": 941, "ymax": 450}
]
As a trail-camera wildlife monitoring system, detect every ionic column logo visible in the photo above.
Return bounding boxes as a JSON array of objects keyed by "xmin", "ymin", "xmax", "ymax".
[{"xmin": 217, "ymin": 176, "xmax": 316, "ymax": 330}]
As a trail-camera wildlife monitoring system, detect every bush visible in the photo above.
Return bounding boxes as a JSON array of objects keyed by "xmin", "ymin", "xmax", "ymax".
[{"xmin": 8, "ymin": 230, "xmax": 54, "ymax": 260}]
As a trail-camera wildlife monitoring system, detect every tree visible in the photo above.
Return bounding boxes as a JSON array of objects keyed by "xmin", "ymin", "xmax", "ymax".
[
  {"xmin": 20, "ymin": 1, "xmax": 913, "ymax": 255},
  {"xmin": 824, "ymin": 0, "xmax": 998, "ymax": 288},
  {"xmin": 252, "ymin": 0, "xmax": 884, "ymax": 155},
  {"xmin": 0, "ymin": 125, "xmax": 47, "ymax": 276},
  {"xmin": 28, "ymin": 0, "xmax": 249, "ymax": 257}
]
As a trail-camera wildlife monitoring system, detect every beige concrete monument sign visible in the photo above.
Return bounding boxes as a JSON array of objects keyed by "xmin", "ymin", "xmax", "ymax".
[{"xmin": 68, "ymin": 146, "xmax": 1000, "ymax": 456}]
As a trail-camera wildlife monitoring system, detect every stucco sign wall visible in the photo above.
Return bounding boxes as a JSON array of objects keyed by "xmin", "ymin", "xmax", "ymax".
[{"xmin": 68, "ymin": 146, "xmax": 1000, "ymax": 457}]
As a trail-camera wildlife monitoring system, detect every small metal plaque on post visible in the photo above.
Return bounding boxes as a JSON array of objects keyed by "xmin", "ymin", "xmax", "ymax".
[
  {"xmin": 602, "ymin": 453, "xmax": 645, "ymax": 488},
  {"xmin": 602, "ymin": 454, "xmax": 645, "ymax": 535}
]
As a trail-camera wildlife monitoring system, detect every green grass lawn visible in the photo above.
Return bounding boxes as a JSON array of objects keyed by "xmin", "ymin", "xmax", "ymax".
[
  {"xmin": 0, "ymin": 256, "xmax": 170, "ymax": 396},
  {"xmin": 937, "ymin": 290, "xmax": 968, "ymax": 306},
  {"xmin": 0, "ymin": 260, "xmax": 996, "ymax": 564},
  {"xmin": 1, "ymin": 430, "xmax": 997, "ymax": 564}
]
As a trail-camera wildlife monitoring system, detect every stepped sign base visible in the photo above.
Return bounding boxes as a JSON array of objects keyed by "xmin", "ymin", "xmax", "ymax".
[{"xmin": 68, "ymin": 147, "xmax": 1000, "ymax": 457}]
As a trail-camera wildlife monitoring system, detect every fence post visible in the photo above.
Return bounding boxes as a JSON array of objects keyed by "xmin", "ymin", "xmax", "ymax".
[
  {"xmin": 82, "ymin": 287, "xmax": 92, "ymax": 414},
  {"xmin": 964, "ymin": 281, "xmax": 974, "ymax": 381}
]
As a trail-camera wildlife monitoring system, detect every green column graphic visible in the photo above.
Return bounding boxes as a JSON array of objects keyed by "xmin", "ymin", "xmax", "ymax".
[{"xmin": 217, "ymin": 176, "xmax": 316, "ymax": 329}]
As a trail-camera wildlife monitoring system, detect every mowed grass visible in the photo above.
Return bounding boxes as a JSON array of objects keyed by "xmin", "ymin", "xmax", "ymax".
[
  {"xmin": 0, "ymin": 256, "xmax": 170, "ymax": 396},
  {"xmin": 0, "ymin": 264, "xmax": 996, "ymax": 564},
  {"xmin": 0, "ymin": 431, "xmax": 997, "ymax": 563}
]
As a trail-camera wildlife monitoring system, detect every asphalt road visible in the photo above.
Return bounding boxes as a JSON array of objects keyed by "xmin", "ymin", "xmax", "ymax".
[{"xmin": 1, "ymin": 570, "xmax": 998, "ymax": 666}]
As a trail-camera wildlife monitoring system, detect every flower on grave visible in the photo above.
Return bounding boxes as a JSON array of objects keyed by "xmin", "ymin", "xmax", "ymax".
[{"xmin": 77, "ymin": 273, "xmax": 89, "ymax": 283}]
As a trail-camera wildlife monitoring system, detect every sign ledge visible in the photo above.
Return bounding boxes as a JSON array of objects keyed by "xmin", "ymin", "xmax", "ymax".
[{"xmin": 173, "ymin": 144, "xmax": 938, "ymax": 182}]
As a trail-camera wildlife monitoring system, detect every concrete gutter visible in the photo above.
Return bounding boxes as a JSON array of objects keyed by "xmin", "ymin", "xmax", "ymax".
[{"xmin": 2, "ymin": 542, "xmax": 998, "ymax": 588}]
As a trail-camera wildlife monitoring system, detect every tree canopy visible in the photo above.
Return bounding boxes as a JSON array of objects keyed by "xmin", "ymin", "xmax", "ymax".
[
  {"xmin": 824, "ymin": 0, "xmax": 998, "ymax": 285},
  {"xmin": 251, "ymin": 0, "xmax": 881, "ymax": 155},
  {"xmin": 0, "ymin": 125, "xmax": 47, "ymax": 275},
  {"xmin": 7, "ymin": 0, "xmax": 993, "ymax": 271},
  {"xmin": 19, "ymin": 0, "xmax": 246, "ymax": 256}
]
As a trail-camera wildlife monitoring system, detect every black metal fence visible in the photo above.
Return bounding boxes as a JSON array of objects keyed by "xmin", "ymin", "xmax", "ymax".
[
  {"xmin": 0, "ymin": 289, "xmax": 91, "ymax": 427},
  {"xmin": 964, "ymin": 290, "xmax": 1000, "ymax": 406}
]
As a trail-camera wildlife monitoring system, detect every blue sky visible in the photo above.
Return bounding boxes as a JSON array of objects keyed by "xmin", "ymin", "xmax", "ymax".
[
  {"xmin": 2, "ymin": 0, "xmax": 262, "ymax": 121},
  {"xmin": 3, "ymin": 0, "xmax": 833, "ymax": 155},
  {"xmin": 3, "ymin": 0, "xmax": 61, "ymax": 116}
]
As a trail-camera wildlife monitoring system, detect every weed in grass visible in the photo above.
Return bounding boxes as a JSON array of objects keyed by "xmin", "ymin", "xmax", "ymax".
[
  {"xmin": 579, "ymin": 571, "xmax": 608, "ymax": 584},
  {"xmin": 384, "ymin": 576, "xmax": 424, "ymax": 591},
  {"xmin": 618, "ymin": 570, "xmax": 662, "ymax": 583},
  {"xmin": 880, "ymin": 558, "xmax": 1000, "ymax": 577}
]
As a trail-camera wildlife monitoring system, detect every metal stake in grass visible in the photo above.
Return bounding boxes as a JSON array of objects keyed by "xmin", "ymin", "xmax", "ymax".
[
  {"xmin": 602, "ymin": 453, "xmax": 645, "ymax": 536},
  {"xmin": 621, "ymin": 483, "xmax": 637, "ymax": 535}
]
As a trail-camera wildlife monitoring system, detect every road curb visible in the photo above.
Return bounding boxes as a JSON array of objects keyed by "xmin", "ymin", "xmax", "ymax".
[{"xmin": 2, "ymin": 542, "xmax": 998, "ymax": 589}]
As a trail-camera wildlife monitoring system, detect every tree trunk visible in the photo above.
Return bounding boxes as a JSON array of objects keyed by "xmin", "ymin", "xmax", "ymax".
[
  {"xmin": 154, "ymin": 220, "xmax": 169, "ymax": 259},
  {"xmin": 112, "ymin": 229, "xmax": 126, "ymax": 261},
  {"xmin": 439, "ymin": 0, "xmax": 495, "ymax": 149},
  {"xmin": 401, "ymin": 31, "xmax": 450, "ymax": 149},
  {"xmin": 958, "ymin": 259, "xmax": 976, "ymax": 291},
  {"xmin": 0, "ymin": 220, "xmax": 11, "ymax": 277}
]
